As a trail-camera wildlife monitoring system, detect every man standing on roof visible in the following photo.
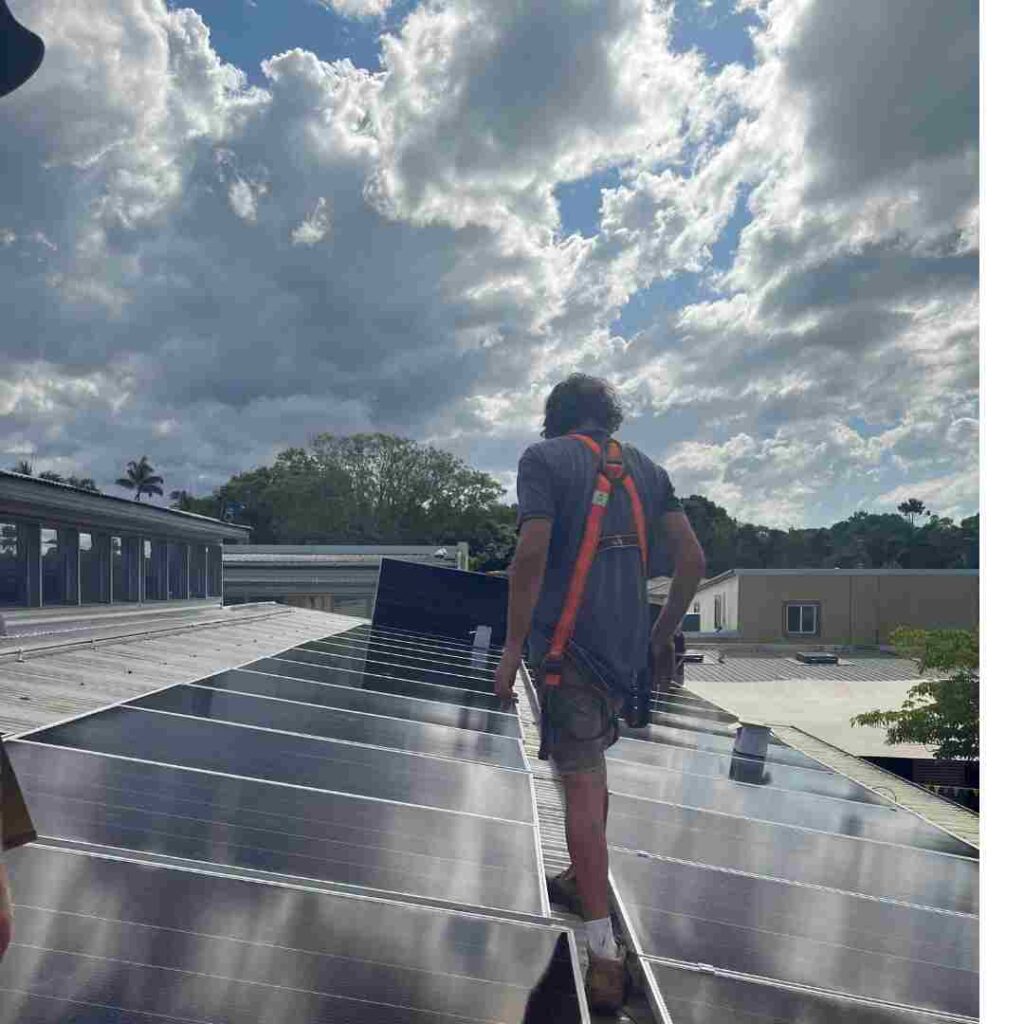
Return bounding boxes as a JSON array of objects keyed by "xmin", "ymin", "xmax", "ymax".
[{"xmin": 493, "ymin": 374, "xmax": 706, "ymax": 1013}]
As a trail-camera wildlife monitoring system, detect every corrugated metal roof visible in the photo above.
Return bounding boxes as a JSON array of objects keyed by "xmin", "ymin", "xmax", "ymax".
[
  {"xmin": 680, "ymin": 653, "xmax": 928, "ymax": 683},
  {"xmin": 697, "ymin": 566, "xmax": 978, "ymax": 588},
  {"xmin": 0, "ymin": 469, "xmax": 250, "ymax": 536},
  {"xmin": 0, "ymin": 603, "xmax": 357, "ymax": 736}
]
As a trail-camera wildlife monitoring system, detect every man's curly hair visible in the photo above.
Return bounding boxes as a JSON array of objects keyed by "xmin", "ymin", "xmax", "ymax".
[{"xmin": 542, "ymin": 373, "xmax": 624, "ymax": 439}]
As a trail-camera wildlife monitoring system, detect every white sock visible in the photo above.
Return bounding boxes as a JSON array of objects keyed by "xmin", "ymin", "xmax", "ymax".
[{"xmin": 583, "ymin": 916, "xmax": 618, "ymax": 960}]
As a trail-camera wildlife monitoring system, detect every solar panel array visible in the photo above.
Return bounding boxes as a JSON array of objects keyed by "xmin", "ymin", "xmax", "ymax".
[
  {"xmin": 1, "ymin": 570, "xmax": 588, "ymax": 1022},
  {"xmin": 603, "ymin": 680, "xmax": 979, "ymax": 1022}
]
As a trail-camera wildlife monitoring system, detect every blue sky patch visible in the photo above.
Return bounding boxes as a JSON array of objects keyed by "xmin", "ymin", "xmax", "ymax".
[
  {"xmin": 554, "ymin": 167, "xmax": 622, "ymax": 239},
  {"xmin": 610, "ymin": 272, "xmax": 704, "ymax": 338},
  {"xmin": 710, "ymin": 183, "xmax": 753, "ymax": 265},
  {"xmin": 171, "ymin": 0, "xmax": 417, "ymax": 80},
  {"xmin": 670, "ymin": 0, "xmax": 760, "ymax": 70}
]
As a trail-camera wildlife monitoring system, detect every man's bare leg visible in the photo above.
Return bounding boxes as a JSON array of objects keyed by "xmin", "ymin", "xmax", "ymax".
[
  {"xmin": 562, "ymin": 768, "xmax": 610, "ymax": 920},
  {"xmin": 0, "ymin": 863, "xmax": 13, "ymax": 961}
]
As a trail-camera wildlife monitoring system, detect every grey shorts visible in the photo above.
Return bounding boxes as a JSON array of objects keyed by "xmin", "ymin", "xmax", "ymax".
[{"xmin": 540, "ymin": 657, "xmax": 622, "ymax": 776}]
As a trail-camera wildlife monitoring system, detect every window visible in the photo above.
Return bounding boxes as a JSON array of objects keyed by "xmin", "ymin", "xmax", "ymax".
[
  {"xmin": 40, "ymin": 527, "xmax": 72, "ymax": 605},
  {"xmin": 144, "ymin": 539, "xmax": 161, "ymax": 601},
  {"xmin": 207, "ymin": 545, "xmax": 222, "ymax": 598},
  {"xmin": 190, "ymin": 544, "xmax": 207, "ymax": 598},
  {"xmin": 785, "ymin": 602, "xmax": 819, "ymax": 635},
  {"xmin": 0, "ymin": 522, "xmax": 25, "ymax": 607},
  {"xmin": 692, "ymin": 602, "xmax": 700, "ymax": 613},
  {"xmin": 713, "ymin": 594, "xmax": 725, "ymax": 630},
  {"xmin": 168, "ymin": 542, "xmax": 188, "ymax": 599},
  {"xmin": 111, "ymin": 536, "xmax": 129, "ymax": 602},
  {"xmin": 80, "ymin": 532, "xmax": 102, "ymax": 604}
]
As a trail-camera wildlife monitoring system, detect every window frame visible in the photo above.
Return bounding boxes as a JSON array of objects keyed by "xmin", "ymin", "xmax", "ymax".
[{"xmin": 784, "ymin": 601, "xmax": 820, "ymax": 637}]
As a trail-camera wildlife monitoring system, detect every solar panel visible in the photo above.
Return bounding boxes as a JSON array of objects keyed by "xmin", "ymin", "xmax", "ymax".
[
  {"xmin": 250, "ymin": 653, "xmax": 505, "ymax": 710},
  {"xmin": 291, "ymin": 642, "xmax": 497, "ymax": 693},
  {"xmin": 202, "ymin": 667, "xmax": 521, "ymax": 737},
  {"xmin": 2, "ymin": 845, "xmax": 585, "ymax": 1023},
  {"xmin": 28, "ymin": 706, "xmax": 536, "ymax": 822},
  {"xmin": 7, "ymin": 741, "xmax": 546, "ymax": 916},
  {"xmin": 609, "ymin": 737, "xmax": 888, "ymax": 804},
  {"xmin": 372, "ymin": 557, "xmax": 509, "ymax": 645},
  {"xmin": 607, "ymin": 758, "xmax": 976, "ymax": 856},
  {"xmin": 624, "ymin": 715, "xmax": 852, "ymax": 768},
  {"xmin": 608, "ymin": 791, "xmax": 978, "ymax": 915},
  {"xmin": 643, "ymin": 959, "xmax": 953, "ymax": 1024},
  {"xmin": 340, "ymin": 625, "xmax": 504, "ymax": 664},
  {"xmin": 128, "ymin": 683, "xmax": 527, "ymax": 771},
  {"xmin": 611, "ymin": 850, "xmax": 977, "ymax": 1017},
  {"xmin": 311, "ymin": 634, "xmax": 501, "ymax": 675}
]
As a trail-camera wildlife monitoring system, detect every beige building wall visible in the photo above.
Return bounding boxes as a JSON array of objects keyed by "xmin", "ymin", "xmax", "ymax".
[{"xmin": 731, "ymin": 572, "xmax": 978, "ymax": 645}]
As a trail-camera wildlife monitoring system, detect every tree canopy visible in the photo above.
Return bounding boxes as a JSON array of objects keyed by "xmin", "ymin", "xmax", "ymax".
[
  {"xmin": 851, "ymin": 627, "xmax": 979, "ymax": 760},
  {"xmin": 176, "ymin": 434, "xmax": 511, "ymax": 565},
  {"xmin": 681, "ymin": 496, "xmax": 978, "ymax": 578}
]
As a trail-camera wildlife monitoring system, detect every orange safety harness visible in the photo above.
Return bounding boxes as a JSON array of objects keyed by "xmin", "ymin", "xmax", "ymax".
[{"xmin": 538, "ymin": 434, "xmax": 648, "ymax": 759}]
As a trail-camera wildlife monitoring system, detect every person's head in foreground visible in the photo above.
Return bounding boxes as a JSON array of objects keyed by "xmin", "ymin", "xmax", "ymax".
[{"xmin": 542, "ymin": 372, "xmax": 624, "ymax": 439}]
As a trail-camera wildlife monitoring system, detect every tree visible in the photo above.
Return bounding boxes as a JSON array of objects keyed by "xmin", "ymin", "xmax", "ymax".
[
  {"xmin": 9, "ymin": 460, "xmax": 33, "ymax": 475},
  {"xmin": 184, "ymin": 434, "xmax": 508, "ymax": 547},
  {"xmin": 897, "ymin": 498, "xmax": 928, "ymax": 526},
  {"xmin": 116, "ymin": 456, "xmax": 164, "ymax": 501},
  {"xmin": 851, "ymin": 627, "xmax": 979, "ymax": 759},
  {"xmin": 37, "ymin": 470, "xmax": 64, "ymax": 483},
  {"xmin": 65, "ymin": 475, "xmax": 99, "ymax": 492}
]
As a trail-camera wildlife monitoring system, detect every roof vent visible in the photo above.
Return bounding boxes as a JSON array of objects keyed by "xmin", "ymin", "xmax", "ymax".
[{"xmin": 796, "ymin": 651, "xmax": 839, "ymax": 665}]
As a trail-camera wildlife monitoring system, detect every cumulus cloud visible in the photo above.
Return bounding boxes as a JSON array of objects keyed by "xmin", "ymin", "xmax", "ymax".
[
  {"xmin": 321, "ymin": 1, "xmax": 394, "ymax": 19},
  {"xmin": 0, "ymin": 0, "xmax": 976, "ymax": 525}
]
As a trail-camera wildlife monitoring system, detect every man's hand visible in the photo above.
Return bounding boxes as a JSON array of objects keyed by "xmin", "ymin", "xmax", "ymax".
[
  {"xmin": 0, "ymin": 863, "xmax": 13, "ymax": 962},
  {"xmin": 651, "ymin": 631, "xmax": 676, "ymax": 690},
  {"xmin": 494, "ymin": 646, "xmax": 522, "ymax": 708}
]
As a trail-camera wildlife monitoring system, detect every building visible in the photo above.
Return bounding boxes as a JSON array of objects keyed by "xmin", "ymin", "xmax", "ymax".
[
  {"xmin": 222, "ymin": 543, "xmax": 469, "ymax": 617},
  {"xmin": 650, "ymin": 568, "xmax": 978, "ymax": 646},
  {"xmin": 1, "ymin": 470, "xmax": 249, "ymax": 621}
]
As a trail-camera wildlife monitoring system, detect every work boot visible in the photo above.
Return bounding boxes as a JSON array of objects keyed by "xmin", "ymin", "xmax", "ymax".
[
  {"xmin": 585, "ymin": 944, "xmax": 627, "ymax": 1014},
  {"xmin": 545, "ymin": 866, "xmax": 582, "ymax": 917}
]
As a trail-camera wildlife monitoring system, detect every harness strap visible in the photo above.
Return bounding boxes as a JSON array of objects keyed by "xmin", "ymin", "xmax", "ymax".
[{"xmin": 542, "ymin": 433, "xmax": 648, "ymax": 689}]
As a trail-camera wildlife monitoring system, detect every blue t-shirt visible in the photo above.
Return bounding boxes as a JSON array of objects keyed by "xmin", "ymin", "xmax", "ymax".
[{"xmin": 516, "ymin": 429, "xmax": 681, "ymax": 694}]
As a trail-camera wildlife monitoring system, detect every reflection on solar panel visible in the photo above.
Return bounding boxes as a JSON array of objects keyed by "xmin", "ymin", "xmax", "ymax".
[
  {"xmin": 2, "ymin": 846, "xmax": 585, "ymax": 1023},
  {"xmin": 592, "ymin": 672, "xmax": 980, "ymax": 1020},
  {"xmin": 0, "ymin": 563, "xmax": 592, "ymax": 1021}
]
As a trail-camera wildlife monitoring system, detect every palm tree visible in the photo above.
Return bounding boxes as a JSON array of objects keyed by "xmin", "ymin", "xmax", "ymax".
[
  {"xmin": 116, "ymin": 456, "xmax": 164, "ymax": 501},
  {"xmin": 9, "ymin": 460, "xmax": 33, "ymax": 475}
]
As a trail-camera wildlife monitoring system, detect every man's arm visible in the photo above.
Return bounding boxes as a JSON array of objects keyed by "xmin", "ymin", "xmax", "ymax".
[
  {"xmin": 494, "ymin": 518, "xmax": 553, "ymax": 702},
  {"xmin": 0, "ymin": 861, "xmax": 12, "ymax": 961},
  {"xmin": 650, "ymin": 510, "xmax": 706, "ymax": 682}
]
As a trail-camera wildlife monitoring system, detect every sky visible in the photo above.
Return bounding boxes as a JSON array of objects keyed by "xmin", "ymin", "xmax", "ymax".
[{"xmin": 0, "ymin": 0, "xmax": 978, "ymax": 528}]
